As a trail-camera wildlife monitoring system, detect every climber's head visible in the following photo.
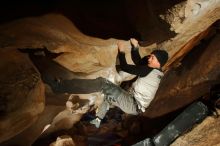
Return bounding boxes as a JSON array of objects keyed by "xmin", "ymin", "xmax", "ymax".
[{"xmin": 148, "ymin": 49, "xmax": 169, "ymax": 69}]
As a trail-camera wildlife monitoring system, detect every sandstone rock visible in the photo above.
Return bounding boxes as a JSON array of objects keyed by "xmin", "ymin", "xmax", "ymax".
[
  {"xmin": 41, "ymin": 94, "xmax": 93, "ymax": 137},
  {"xmin": 160, "ymin": 0, "xmax": 220, "ymax": 69},
  {"xmin": 49, "ymin": 135, "xmax": 75, "ymax": 146},
  {"xmin": 0, "ymin": 49, "xmax": 45, "ymax": 143},
  {"xmin": 0, "ymin": 14, "xmax": 125, "ymax": 143},
  {"xmin": 0, "ymin": 14, "xmax": 117, "ymax": 73}
]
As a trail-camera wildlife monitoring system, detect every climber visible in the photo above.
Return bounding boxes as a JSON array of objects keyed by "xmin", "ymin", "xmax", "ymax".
[{"xmin": 89, "ymin": 38, "xmax": 169, "ymax": 128}]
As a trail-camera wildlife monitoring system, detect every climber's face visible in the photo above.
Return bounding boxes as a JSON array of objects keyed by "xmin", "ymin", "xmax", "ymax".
[{"xmin": 148, "ymin": 54, "xmax": 161, "ymax": 69}]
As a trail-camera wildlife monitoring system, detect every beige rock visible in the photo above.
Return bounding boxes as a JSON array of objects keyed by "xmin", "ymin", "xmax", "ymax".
[
  {"xmin": 0, "ymin": 14, "xmax": 141, "ymax": 143},
  {"xmin": 160, "ymin": 0, "xmax": 220, "ymax": 69},
  {"xmin": 50, "ymin": 135, "xmax": 75, "ymax": 146},
  {"xmin": 41, "ymin": 94, "xmax": 94, "ymax": 137},
  {"xmin": 0, "ymin": 49, "xmax": 45, "ymax": 143}
]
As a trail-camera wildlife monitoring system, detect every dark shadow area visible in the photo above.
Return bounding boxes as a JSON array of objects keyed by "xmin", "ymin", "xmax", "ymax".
[
  {"xmin": 0, "ymin": 0, "xmax": 177, "ymax": 41},
  {"xmin": 120, "ymin": 106, "xmax": 186, "ymax": 145},
  {"xmin": 0, "ymin": 0, "xmax": 56, "ymax": 24}
]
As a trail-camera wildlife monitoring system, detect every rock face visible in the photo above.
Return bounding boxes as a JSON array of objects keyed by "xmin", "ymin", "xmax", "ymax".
[
  {"xmin": 0, "ymin": 14, "xmax": 124, "ymax": 145},
  {"xmin": 160, "ymin": 0, "xmax": 220, "ymax": 68},
  {"xmin": 0, "ymin": 49, "xmax": 45, "ymax": 143},
  {"xmin": 0, "ymin": 14, "xmax": 118, "ymax": 74},
  {"xmin": 49, "ymin": 135, "xmax": 76, "ymax": 146}
]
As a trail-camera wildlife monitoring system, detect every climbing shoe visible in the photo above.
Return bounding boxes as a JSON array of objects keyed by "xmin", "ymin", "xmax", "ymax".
[{"xmin": 90, "ymin": 117, "xmax": 102, "ymax": 128}]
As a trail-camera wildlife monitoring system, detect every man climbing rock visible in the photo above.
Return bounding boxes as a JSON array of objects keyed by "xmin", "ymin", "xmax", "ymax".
[{"xmin": 90, "ymin": 38, "xmax": 169, "ymax": 128}]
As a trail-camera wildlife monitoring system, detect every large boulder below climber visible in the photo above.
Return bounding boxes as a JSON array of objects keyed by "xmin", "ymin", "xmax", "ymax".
[{"xmin": 0, "ymin": 49, "xmax": 45, "ymax": 143}]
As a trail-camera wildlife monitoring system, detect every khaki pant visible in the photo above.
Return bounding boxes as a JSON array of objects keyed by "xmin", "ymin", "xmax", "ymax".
[{"xmin": 96, "ymin": 80, "xmax": 139, "ymax": 119}]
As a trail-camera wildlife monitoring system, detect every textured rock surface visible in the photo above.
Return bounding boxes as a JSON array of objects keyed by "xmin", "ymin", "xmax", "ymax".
[
  {"xmin": 0, "ymin": 49, "xmax": 45, "ymax": 143},
  {"xmin": 160, "ymin": 0, "xmax": 220, "ymax": 69},
  {"xmin": 0, "ymin": 14, "xmax": 124, "ymax": 145},
  {"xmin": 49, "ymin": 135, "xmax": 75, "ymax": 146},
  {"xmin": 0, "ymin": 14, "xmax": 117, "ymax": 74}
]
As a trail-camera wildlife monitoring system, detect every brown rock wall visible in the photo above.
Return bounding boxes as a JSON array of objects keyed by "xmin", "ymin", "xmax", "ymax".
[{"xmin": 0, "ymin": 49, "xmax": 45, "ymax": 143}]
